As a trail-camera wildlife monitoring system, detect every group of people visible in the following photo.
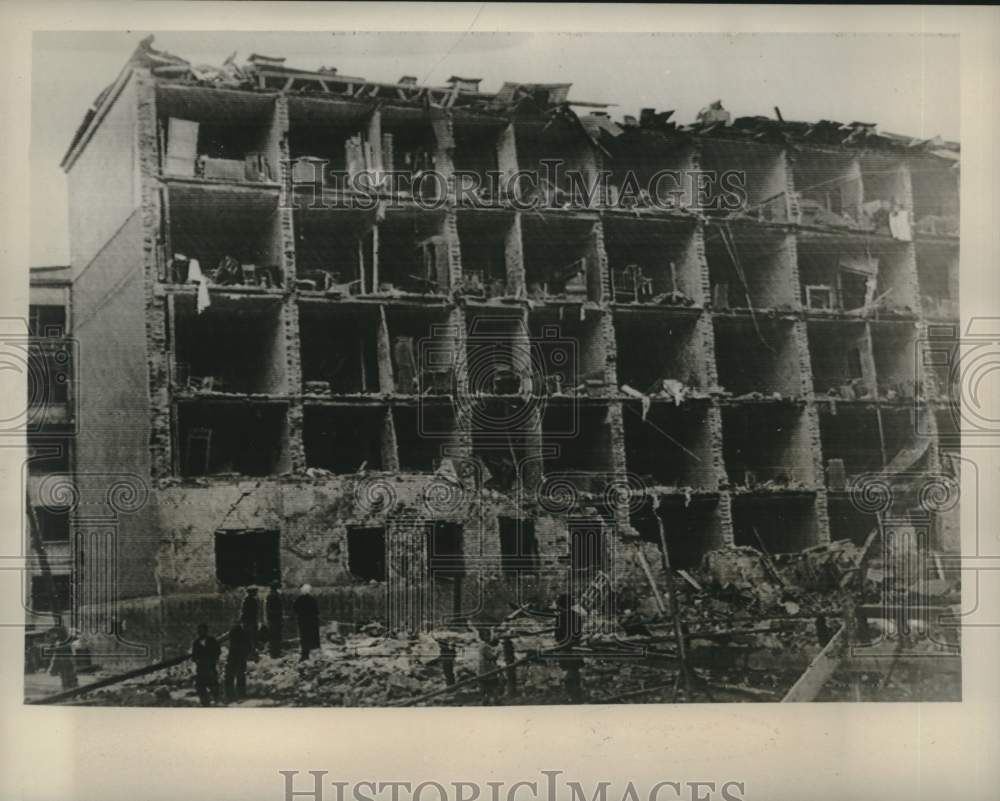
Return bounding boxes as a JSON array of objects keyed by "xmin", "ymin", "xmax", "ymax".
[
  {"xmin": 190, "ymin": 582, "xmax": 321, "ymax": 706},
  {"xmin": 190, "ymin": 584, "xmax": 588, "ymax": 707}
]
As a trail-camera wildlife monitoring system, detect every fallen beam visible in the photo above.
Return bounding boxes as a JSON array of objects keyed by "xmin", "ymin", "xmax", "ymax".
[
  {"xmin": 27, "ymin": 632, "xmax": 231, "ymax": 705},
  {"xmin": 781, "ymin": 626, "xmax": 845, "ymax": 702}
]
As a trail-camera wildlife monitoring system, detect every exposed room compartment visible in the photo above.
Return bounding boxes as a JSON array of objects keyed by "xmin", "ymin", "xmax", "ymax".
[
  {"xmin": 796, "ymin": 235, "xmax": 876, "ymax": 314},
  {"xmin": 528, "ymin": 308, "xmax": 607, "ymax": 394},
  {"xmin": 385, "ymin": 307, "xmax": 456, "ymax": 395},
  {"xmin": 303, "ymin": 405, "xmax": 389, "ymax": 473},
  {"xmin": 806, "ymin": 320, "xmax": 873, "ymax": 398},
  {"xmin": 381, "ymin": 108, "xmax": 442, "ymax": 200},
  {"xmin": 826, "ymin": 495, "xmax": 879, "ymax": 546},
  {"xmin": 630, "ymin": 493, "xmax": 725, "ymax": 569},
  {"xmin": 911, "ymin": 156, "xmax": 959, "ymax": 237},
  {"xmin": 393, "ymin": 403, "xmax": 458, "ymax": 472},
  {"xmin": 172, "ymin": 294, "xmax": 286, "ymax": 394},
  {"xmin": 872, "ymin": 244, "xmax": 919, "ymax": 315},
  {"xmin": 165, "ymin": 184, "xmax": 282, "ymax": 288},
  {"xmin": 699, "ymin": 139, "xmax": 789, "ymax": 221},
  {"xmin": 603, "ymin": 217, "xmax": 702, "ymax": 306},
  {"xmin": 870, "ymin": 320, "xmax": 920, "ymax": 400},
  {"xmin": 602, "ymin": 128, "xmax": 696, "ymax": 210},
  {"xmin": 374, "ymin": 210, "xmax": 450, "ymax": 295},
  {"xmin": 287, "ymin": 96, "xmax": 370, "ymax": 184},
  {"xmin": 521, "ymin": 215, "xmax": 602, "ymax": 302},
  {"xmin": 916, "ymin": 242, "xmax": 959, "ymax": 319},
  {"xmin": 471, "ymin": 398, "xmax": 539, "ymax": 492},
  {"xmin": 817, "ymin": 405, "xmax": 917, "ymax": 486},
  {"xmin": 542, "ymin": 402, "xmax": 615, "ymax": 486},
  {"xmin": 451, "ymin": 116, "xmax": 504, "ymax": 200},
  {"xmin": 176, "ymin": 401, "xmax": 288, "ymax": 477},
  {"xmin": 158, "ymin": 85, "xmax": 278, "ymax": 181},
  {"xmin": 293, "ymin": 207, "xmax": 375, "ymax": 293},
  {"xmin": 456, "ymin": 210, "xmax": 516, "ymax": 298},
  {"xmin": 859, "ymin": 153, "xmax": 911, "ymax": 234},
  {"xmin": 465, "ymin": 308, "xmax": 531, "ymax": 396},
  {"xmin": 790, "ymin": 148, "xmax": 862, "ymax": 228},
  {"xmin": 705, "ymin": 225, "xmax": 797, "ymax": 310},
  {"xmin": 713, "ymin": 317, "xmax": 802, "ymax": 397},
  {"xmin": 513, "ymin": 115, "xmax": 599, "ymax": 205},
  {"xmin": 732, "ymin": 494, "xmax": 818, "ymax": 553},
  {"xmin": 721, "ymin": 404, "xmax": 815, "ymax": 489},
  {"xmin": 819, "ymin": 406, "xmax": 916, "ymax": 491},
  {"xmin": 298, "ymin": 303, "xmax": 381, "ymax": 394},
  {"xmin": 613, "ymin": 311, "xmax": 708, "ymax": 395},
  {"xmin": 622, "ymin": 401, "xmax": 716, "ymax": 490}
]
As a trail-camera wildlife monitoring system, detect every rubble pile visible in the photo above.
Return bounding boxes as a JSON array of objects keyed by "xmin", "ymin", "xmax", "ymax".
[{"xmin": 69, "ymin": 539, "xmax": 959, "ymax": 707}]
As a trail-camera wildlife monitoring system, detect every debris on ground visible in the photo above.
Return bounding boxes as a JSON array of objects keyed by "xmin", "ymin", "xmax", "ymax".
[{"xmin": 65, "ymin": 538, "xmax": 959, "ymax": 707}]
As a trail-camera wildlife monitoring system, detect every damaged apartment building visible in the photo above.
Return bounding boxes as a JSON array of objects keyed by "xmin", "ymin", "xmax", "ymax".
[{"xmin": 51, "ymin": 39, "xmax": 959, "ymax": 655}]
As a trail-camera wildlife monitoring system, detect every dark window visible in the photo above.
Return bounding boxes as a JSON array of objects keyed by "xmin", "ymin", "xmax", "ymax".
[
  {"xmin": 214, "ymin": 529, "xmax": 281, "ymax": 587},
  {"xmin": 27, "ymin": 440, "xmax": 71, "ymax": 474},
  {"xmin": 31, "ymin": 574, "xmax": 71, "ymax": 612},
  {"xmin": 34, "ymin": 506, "xmax": 70, "ymax": 542},
  {"xmin": 29, "ymin": 305, "xmax": 66, "ymax": 337},
  {"xmin": 27, "ymin": 343, "xmax": 71, "ymax": 404},
  {"xmin": 347, "ymin": 526, "xmax": 386, "ymax": 581},
  {"xmin": 499, "ymin": 517, "xmax": 538, "ymax": 575},
  {"xmin": 427, "ymin": 522, "xmax": 464, "ymax": 578}
]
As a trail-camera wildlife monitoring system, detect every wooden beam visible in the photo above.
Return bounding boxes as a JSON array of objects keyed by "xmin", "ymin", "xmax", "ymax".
[{"xmin": 781, "ymin": 625, "xmax": 845, "ymax": 702}]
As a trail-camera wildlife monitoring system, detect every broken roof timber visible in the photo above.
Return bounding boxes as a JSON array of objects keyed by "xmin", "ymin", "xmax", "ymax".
[{"xmin": 63, "ymin": 37, "xmax": 957, "ymax": 170}]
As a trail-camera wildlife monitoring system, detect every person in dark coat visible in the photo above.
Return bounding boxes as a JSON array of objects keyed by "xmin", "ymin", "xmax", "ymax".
[
  {"xmin": 265, "ymin": 582, "xmax": 284, "ymax": 658},
  {"xmin": 224, "ymin": 619, "xmax": 251, "ymax": 702},
  {"xmin": 191, "ymin": 623, "xmax": 221, "ymax": 706},
  {"xmin": 433, "ymin": 637, "xmax": 457, "ymax": 686},
  {"xmin": 48, "ymin": 624, "xmax": 78, "ymax": 691},
  {"xmin": 474, "ymin": 626, "xmax": 502, "ymax": 706},
  {"xmin": 554, "ymin": 592, "xmax": 585, "ymax": 703},
  {"xmin": 293, "ymin": 584, "xmax": 320, "ymax": 661},
  {"xmin": 241, "ymin": 587, "xmax": 260, "ymax": 658}
]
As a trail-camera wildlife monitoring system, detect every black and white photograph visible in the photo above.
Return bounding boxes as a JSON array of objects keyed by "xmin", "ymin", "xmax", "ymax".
[
  {"xmin": 16, "ymin": 26, "xmax": 966, "ymax": 711},
  {"xmin": 5, "ymin": 6, "xmax": 1000, "ymax": 801}
]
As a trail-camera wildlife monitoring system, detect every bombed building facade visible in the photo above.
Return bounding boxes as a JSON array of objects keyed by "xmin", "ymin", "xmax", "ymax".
[{"xmin": 53, "ymin": 40, "xmax": 959, "ymax": 657}]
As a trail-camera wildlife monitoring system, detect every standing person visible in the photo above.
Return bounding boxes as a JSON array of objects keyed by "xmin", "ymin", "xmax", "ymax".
[
  {"xmin": 554, "ymin": 592, "xmax": 585, "ymax": 703},
  {"xmin": 265, "ymin": 582, "xmax": 284, "ymax": 658},
  {"xmin": 224, "ymin": 618, "xmax": 251, "ymax": 702},
  {"xmin": 47, "ymin": 624, "xmax": 78, "ymax": 691},
  {"xmin": 241, "ymin": 586, "xmax": 260, "ymax": 659},
  {"xmin": 433, "ymin": 636, "xmax": 457, "ymax": 687},
  {"xmin": 190, "ymin": 623, "xmax": 221, "ymax": 706},
  {"xmin": 292, "ymin": 584, "xmax": 320, "ymax": 661},
  {"xmin": 474, "ymin": 626, "xmax": 501, "ymax": 706}
]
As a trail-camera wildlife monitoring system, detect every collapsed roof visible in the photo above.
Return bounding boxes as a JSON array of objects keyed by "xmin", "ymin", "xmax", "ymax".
[{"xmin": 62, "ymin": 36, "xmax": 961, "ymax": 170}]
